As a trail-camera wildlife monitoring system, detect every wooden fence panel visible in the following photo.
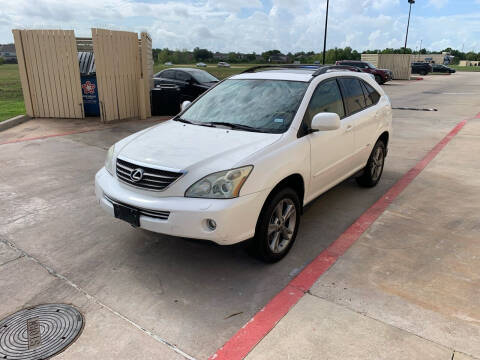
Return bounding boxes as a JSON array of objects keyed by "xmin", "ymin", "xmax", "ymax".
[
  {"xmin": 378, "ymin": 54, "xmax": 411, "ymax": 80},
  {"xmin": 11, "ymin": 30, "xmax": 33, "ymax": 117},
  {"xmin": 92, "ymin": 28, "xmax": 140, "ymax": 122},
  {"xmin": 361, "ymin": 53, "xmax": 411, "ymax": 80},
  {"xmin": 361, "ymin": 54, "xmax": 379, "ymax": 67},
  {"xmin": 26, "ymin": 30, "xmax": 46, "ymax": 117},
  {"xmin": 65, "ymin": 30, "xmax": 84, "ymax": 118},
  {"xmin": 140, "ymin": 32, "xmax": 153, "ymax": 118},
  {"xmin": 11, "ymin": 29, "xmax": 84, "ymax": 118}
]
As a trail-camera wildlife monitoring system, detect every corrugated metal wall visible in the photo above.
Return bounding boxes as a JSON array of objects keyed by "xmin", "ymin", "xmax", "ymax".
[{"xmin": 12, "ymin": 29, "xmax": 84, "ymax": 118}]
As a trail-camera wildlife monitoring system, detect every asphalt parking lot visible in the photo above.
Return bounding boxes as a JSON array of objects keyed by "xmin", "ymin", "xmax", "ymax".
[{"xmin": 1, "ymin": 73, "xmax": 479, "ymax": 359}]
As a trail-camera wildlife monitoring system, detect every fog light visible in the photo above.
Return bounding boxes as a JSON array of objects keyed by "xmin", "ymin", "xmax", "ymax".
[{"xmin": 206, "ymin": 219, "xmax": 217, "ymax": 231}]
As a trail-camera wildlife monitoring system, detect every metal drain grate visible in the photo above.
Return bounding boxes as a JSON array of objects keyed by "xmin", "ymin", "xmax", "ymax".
[{"xmin": 0, "ymin": 304, "xmax": 84, "ymax": 360}]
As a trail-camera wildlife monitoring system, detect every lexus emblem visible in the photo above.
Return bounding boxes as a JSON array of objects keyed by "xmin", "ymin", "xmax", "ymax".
[{"xmin": 130, "ymin": 168, "xmax": 144, "ymax": 182}]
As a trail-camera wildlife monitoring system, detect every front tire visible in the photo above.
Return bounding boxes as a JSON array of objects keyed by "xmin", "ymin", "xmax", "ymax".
[
  {"xmin": 247, "ymin": 188, "xmax": 301, "ymax": 263},
  {"xmin": 374, "ymin": 75, "xmax": 383, "ymax": 84},
  {"xmin": 356, "ymin": 140, "xmax": 386, "ymax": 187}
]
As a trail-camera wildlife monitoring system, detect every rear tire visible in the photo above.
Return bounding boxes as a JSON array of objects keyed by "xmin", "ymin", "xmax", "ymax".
[
  {"xmin": 356, "ymin": 140, "xmax": 386, "ymax": 188},
  {"xmin": 419, "ymin": 70, "xmax": 427, "ymax": 76},
  {"xmin": 247, "ymin": 188, "xmax": 301, "ymax": 263}
]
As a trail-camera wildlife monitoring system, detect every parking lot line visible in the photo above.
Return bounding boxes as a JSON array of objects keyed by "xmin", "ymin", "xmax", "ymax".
[{"xmin": 209, "ymin": 116, "xmax": 470, "ymax": 360}]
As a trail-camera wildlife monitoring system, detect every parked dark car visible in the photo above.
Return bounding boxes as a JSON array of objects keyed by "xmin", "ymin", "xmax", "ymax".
[
  {"xmin": 335, "ymin": 60, "xmax": 393, "ymax": 84},
  {"xmin": 432, "ymin": 64, "xmax": 456, "ymax": 73},
  {"xmin": 411, "ymin": 62, "xmax": 433, "ymax": 76},
  {"xmin": 153, "ymin": 68, "xmax": 219, "ymax": 102}
]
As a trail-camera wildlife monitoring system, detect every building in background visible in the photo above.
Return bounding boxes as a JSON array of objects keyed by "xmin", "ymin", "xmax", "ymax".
[
  {"xmin": 411, "ymin": 52, "xmax": 454, "ymax": 65},
  {"xmin": 459, "ymin": 60, "xmax": 479, "ymax": 66},
  {"xmin": 0, "ymin": 43, "xmax": 17, "ymax": 63}
]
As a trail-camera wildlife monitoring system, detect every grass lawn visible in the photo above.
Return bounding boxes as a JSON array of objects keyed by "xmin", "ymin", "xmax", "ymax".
[
  {"xmin": 0, "ymin": 64, "xmax": 25, "ymax": 122},
  {"xmin": 450, "ymin": 65, "xmax": 480, "ymax": 72},
  {"xmin": 0, "ymin": 63, "xmax": 252, "ymax": 123}
]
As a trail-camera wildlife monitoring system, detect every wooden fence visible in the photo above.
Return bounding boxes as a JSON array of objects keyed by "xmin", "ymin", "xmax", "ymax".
[
  {"xmin": 12, "ymin": 29, "xmax": 84, "ymax": 118},
  {"xmin": 140, "ymin": 32, "xmax": 153, "ymax": 119},
  {"xmin": 361, "ymin": 54, "xmax": 412, "ymax": 80},
  {"xmin": 92, "ymin": 29, "xmax": 141, "ymax": 122}
]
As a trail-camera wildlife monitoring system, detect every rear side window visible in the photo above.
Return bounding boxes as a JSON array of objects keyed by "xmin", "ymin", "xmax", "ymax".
[
  {"xmin": 361, "ymin": 81, "xmax": 381, "ymax": 106},
  {"xmin": 162, "ymin": 70, "xmax": 175, "ymax": 79},
  {"xmin": 338, "ymin": 78, "xmax": 366, "ymax": 115},
  {"xmin": 303, "ymin": 79, "xmax": 345, "ymax": 128},
  {"xmin": 176, "ymin": 71, "xmax": 191, "ymax": 81}
]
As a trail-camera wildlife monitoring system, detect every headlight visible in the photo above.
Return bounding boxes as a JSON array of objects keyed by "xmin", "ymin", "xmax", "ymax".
[
  {"xmin": 105, "ymin": 145, "xmax": 115, "ymax": 175},
  {"xmin": 185, "ymin": 166, "xmax": 253, "ymax": 199}
]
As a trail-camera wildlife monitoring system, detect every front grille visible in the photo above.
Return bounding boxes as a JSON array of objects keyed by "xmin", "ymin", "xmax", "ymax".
[
  {"xmin": 116, "ymin": 158, "xmax": 183, "ymax": 191},
  {"xmin": 104, "ymin": 194, "xmax": 170, "ymax": 220}
]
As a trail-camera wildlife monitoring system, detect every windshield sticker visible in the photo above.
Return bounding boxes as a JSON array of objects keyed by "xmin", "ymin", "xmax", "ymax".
[{"xmin": 274, "ymin": 118, "xmax": 284, "ymax": 123}]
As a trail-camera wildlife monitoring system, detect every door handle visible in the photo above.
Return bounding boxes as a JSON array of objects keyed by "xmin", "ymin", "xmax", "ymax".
[{"xmin": 346, "ymin": 124, "xmax": 353, "ymax": 132}]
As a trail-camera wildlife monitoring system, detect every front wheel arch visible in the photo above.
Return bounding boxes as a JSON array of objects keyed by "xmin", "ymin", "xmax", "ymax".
[{"xmin": 261, "ymin": 174, "xmax": 305, "ymax": 215}]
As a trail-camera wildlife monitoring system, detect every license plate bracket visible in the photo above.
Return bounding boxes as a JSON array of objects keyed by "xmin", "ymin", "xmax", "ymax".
[{"xmin": 113, "ymin": 203, "xmax": 140, "ymax": 227}]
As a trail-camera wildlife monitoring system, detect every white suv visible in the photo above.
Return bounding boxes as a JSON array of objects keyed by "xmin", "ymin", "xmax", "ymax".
[{"xmin": 95, "ymin": 65, "xmax": 392, "ymax": 262}]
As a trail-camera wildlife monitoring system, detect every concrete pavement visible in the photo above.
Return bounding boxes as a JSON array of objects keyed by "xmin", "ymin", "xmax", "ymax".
[
  {"xmin": 1, "ymin": 73, "xmax": 479, "ymax": 359},
  {"xmin": 246, "ymin": 118, "xmax": 480, "ymax": 359}
]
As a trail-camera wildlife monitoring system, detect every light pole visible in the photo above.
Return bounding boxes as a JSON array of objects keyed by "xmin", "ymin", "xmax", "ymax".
[
  {"xmin": 322, "ymin": 0, "xmax": 330, "ymax": 64},
  {"xmin": 404, "ymin": 0, "xmax": 415, "ymax": 54}
]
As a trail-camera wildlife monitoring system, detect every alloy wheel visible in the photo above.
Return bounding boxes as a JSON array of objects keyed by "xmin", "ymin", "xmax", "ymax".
[
  {"xmin": 370, "ymin": 146, "xmax": 384, "ymax": 181},
  {"xmin": 267, "ymin": 199, "xmax": 297, "ymax": 254}
]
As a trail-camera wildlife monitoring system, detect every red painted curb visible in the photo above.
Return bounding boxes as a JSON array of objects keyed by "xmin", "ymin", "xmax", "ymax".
[
  {"xmin": 209, "ymin": 117, "xmax": 469, "ymax": 360},
  {"xmin": 0, "ymin": 128, "xmax": 104, "ymax": 145}
]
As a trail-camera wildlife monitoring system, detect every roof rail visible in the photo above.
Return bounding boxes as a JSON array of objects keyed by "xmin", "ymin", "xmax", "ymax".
[
  {"xmin": 311, "ymin": 65, "xmax": 362, "ymax": 76},
  {"xmin": 240, "ymin": 64, "xmax": 361, "ymax": 78},
  {"xmin": 240, "ymin": 64, "xmax": 322, "ymax": 74}
]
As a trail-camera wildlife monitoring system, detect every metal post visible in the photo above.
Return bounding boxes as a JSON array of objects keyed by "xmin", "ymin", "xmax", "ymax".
[
  {"xmin": 322, "ymin": 0, "xmax": 330, "ymax": 65},
  {"xmin": 418, "ymin": 39, "xmax": 422, "ymax": 61},
  {"xmin": 404, "ymin": 0, "xmax": 415, "ymax": 54}
]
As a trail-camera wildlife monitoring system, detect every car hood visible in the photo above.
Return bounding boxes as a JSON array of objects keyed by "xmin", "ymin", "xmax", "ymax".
[{"xmin": 116, "ymin": 120, "xmax": 282, "ymax": 172}]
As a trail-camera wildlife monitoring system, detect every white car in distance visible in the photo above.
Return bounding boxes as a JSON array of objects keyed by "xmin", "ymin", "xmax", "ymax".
[{"xmin": 95, "ymin": 65, "xmax": 392, "ymax": 262}]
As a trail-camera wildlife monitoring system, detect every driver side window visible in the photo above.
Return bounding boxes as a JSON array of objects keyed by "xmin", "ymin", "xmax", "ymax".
[{"xmin": 303, "ymin": 79, "xmax": 345, "ymax": 129}]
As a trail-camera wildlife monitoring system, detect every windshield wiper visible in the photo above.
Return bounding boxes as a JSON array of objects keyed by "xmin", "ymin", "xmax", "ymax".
[
  {"xmin": 174, "ymin": 117, "xmax": 193, "ymax": 124},
  {"xmin": 174, "ymin": 117, "xmax": 214, "ymax": 128},
  {"xmin": 205, "ymin": 121, "xmax": 268, "ymax": 133}
]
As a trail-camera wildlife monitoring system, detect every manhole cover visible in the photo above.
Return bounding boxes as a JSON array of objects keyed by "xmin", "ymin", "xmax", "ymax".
[{"xmin": 0, "ymin": 304, "xmax": 84, "ymax": 360}]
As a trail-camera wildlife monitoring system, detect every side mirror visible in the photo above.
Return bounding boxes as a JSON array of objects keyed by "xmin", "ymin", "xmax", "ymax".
[
  {"xmin": 181, "ymin": 101, "xmax": 192, "ymax": 112},
  {"xmin": 311, "ymin": 112, "xmax": 341, "ymax": 131}
]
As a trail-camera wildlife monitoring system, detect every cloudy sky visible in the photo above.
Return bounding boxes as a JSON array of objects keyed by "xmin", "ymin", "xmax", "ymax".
[{"xmin": 1, "ymin": 0, "xmax": 479, "ymax": 53}]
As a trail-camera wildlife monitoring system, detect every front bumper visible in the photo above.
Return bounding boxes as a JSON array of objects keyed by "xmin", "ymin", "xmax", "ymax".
[{"xmin": 95, "ymin": 167, "xmax": 269, "ymax": 245}]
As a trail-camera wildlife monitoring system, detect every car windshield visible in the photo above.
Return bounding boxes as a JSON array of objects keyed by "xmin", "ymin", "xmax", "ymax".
[
  {"xmin": 367, "ymin": 62, "xmax": 376, "ymax": 69},
  {"xmin": 190, "ymin": 70, "xmax": 218, "ymax": 83},
  {"xmin": 179, "ymin": 79, "xmax": 308, "ymax": 133}
]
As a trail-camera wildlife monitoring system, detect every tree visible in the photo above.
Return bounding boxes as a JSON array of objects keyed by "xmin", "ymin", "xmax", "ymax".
[
  {"xmin": 193, "ymin": 47, "xmax": 213, "ymax": 62},
  {"xmin": 465, "ymin": 52, "xmax": 477, "ymax": 61},
  {"xmin": 261, "ymin": 50, "xmax": 282, "ymax": 61}
]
